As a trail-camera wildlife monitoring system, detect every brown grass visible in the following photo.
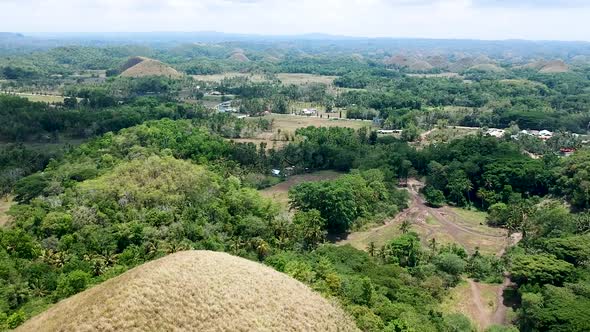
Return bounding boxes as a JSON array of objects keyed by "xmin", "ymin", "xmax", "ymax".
[
  {"xmin": 237, "ymin": 114, "xmax": 372, "ymax": 149},
  {"xmin": 339, "ymin": 181, "xmax": 508, "ymax": 255},
  {"xmin": 18, "ymin": 251, "xmax": 358, "ymax": 332},
  {"xmin": 276, "ymin": 73, "xmax": 337, "ymax": 86},
  {"xmin": 1, "ymin": 93, "xmax": 65, "ymax": 103},
  {"xmin": 260, "ymin": 171, "xmax": 343, "ymax": 209},
  {"xmin": 120, "ymin": 57, "xmax": 182, "ymax": 79},
  {"xmin": 0, "ymin": 196, "xmax": 13, "ymax": 227},
  {"xmin": 441, "ymin": 280, "xmax": 503, "ymax": 331},
  {"xmin": 264, "ymin": 114, "xmax": 371, "ymax": 131},
  {"xmin": 192, "ymin": 72, "xmax": 267, "ymax": 83},
  {"xmin": 539, "ymin": 60, "xmax": 569, "ymax": 73}
]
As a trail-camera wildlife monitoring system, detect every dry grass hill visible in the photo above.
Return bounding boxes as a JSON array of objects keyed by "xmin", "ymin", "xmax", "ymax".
[
  {"xmin": 120, "ymin": 56, "xmax": 182, "ymax": 78},
  {"xmin": 520, "ymin": 59, "xmax": 570, "ymax": 73},
  {"xmin": 17, "ymin": 251, "xmax": 358, "ymax": 332},
  {"xmin": 383, "ymin": 55, "xmax": 433, "ymax": 71},
  {"xmin": 539, "ymin": 60, "xmax": 569, "ymax": 73}
]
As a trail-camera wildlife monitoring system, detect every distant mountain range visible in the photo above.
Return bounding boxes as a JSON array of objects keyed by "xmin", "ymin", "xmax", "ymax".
[{"xmin": 1, "ymin": 31, "xmax": 590, "ymax": 60}]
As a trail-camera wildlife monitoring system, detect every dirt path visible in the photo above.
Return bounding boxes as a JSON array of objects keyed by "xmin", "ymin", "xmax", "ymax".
[
  {"xmin": 338, "ymin": 179, "xmax": 516, "ymax": 330},
  {"xmin": 468, "ymin": 279, "xmax": 491, "ymax": 329},
  {"xmin": 338, "ymin": 179, "xmax": 506, "ymax": 254}
]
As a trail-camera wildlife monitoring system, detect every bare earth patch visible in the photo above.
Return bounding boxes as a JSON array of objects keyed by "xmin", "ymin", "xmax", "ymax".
[
  {"xmin": 338, "ymin": 179, "xmax": 508, "ymax": 255},
  {"xmin": 276, "ymin": 73, "xmax": 337, "ymax": 86},
  {"xmin": 260, "ymin": 171, "xmax": 343, "ymax": 209},
  {"xmin": 235, "ymin": 114, "xmax": 372, "ymax": 149}
]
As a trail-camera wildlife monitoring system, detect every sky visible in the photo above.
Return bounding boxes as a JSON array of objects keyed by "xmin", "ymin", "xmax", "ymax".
[{"xmin": 1, "ymin": 0, "xmax": 589, "ymax": 41}]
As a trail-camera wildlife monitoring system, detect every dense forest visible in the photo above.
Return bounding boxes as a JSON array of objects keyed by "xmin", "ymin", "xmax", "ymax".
[{"xmin": 1, "ymin": 35, "xmax": 590, "ymax": 331}]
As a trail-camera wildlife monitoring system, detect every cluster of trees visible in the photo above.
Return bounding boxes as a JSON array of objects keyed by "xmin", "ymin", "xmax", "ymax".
[
  {"xmin": 488, "ymin": 201, "xmax": 590, "ymax": 331},
  {"xmin": 267, "ymin": 232, "xmax": 505, "ymax": 332},
  {"xmin": 289, "ymin": 170, "xmax": 408, "ymax": 233},
  {"xmin": 0, "ymin": 95, "xmax": 206, "ymax": 142}
]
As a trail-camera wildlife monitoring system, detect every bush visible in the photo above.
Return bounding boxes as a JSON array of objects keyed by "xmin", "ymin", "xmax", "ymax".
[
  {"xmin": 55, "ymin": 270, "xmax": 91, "ymax": 299},
  {"xmin": 424, "ymin": 186, "xmax": 446, "ymax": 207}
]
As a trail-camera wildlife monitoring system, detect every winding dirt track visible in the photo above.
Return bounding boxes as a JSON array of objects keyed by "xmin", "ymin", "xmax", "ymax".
[{"xmin": 338, "ymin": 179, "xmax": 517, "ymax": 331}]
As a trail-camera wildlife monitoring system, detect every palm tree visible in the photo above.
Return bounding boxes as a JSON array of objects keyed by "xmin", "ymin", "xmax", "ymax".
[
  {"xmin": 428, "ymin": 238, "xmax": 437, "ymax": 253},
  {"xmin": 399, "ymin": 219, "xmax": 412, "ymax": 234},
  {"xmin": 367, "ymin": 242, "xmax": 376, "ymax": 257},
  {"xmin": 255, "ymin": 239, "xmax": 270, "ymax": 261}
]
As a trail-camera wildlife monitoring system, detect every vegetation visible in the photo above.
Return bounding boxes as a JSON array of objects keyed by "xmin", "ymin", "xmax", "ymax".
[{"xmin": 1, "ymin": 34, "xmax": 590, "ymax": 331}]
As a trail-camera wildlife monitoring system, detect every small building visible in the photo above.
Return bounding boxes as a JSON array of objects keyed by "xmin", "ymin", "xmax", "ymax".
[
  {"xmin": 485, "ymin": 128, "xmax": 505, "ymax": 138},
  {"xmin": 539, "ymin": 130, "xmax": 553, "ymax": 140},
  {"xmin": 377, "ymin": 129, "xmax": 402, "ymax": 134},
  {"xmin": 271, "ymin": 169, "xmax": 281, "ymax": 177},
  {"xmin": 560, "ymin": 148, "xmax": 576, "ymax": 157},
  {"xmin": 217, "ymin": 101, "xmax": 238, "ymax": 113},
  {"xmin": 301, "ymin": 108, "xmax": 317, "ymax": 116}
]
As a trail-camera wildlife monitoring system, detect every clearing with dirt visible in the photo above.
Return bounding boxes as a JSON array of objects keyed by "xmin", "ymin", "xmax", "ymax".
[
  {"xmin": 338, "ymin": 179, "xmax": 507, "ymax": 255},
  {"xmin": 260, "ymin": 171, "xmax": 342, "ymax": 209},
  {"xmin": 276, "ymin": 73, "xmax": 337, "ymax": 86},
  {"xmin": 234, "ymin": 114, "xmax": 372, "ymax": 150},
  {"xmin": 338, "ymin": 178, "xmax": 517, "ymax": 331}
]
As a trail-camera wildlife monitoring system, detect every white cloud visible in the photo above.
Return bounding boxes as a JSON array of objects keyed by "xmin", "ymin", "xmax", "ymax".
[{"xmin": 0, "ymin": 0, "xmax": 589, "ymax": 41}]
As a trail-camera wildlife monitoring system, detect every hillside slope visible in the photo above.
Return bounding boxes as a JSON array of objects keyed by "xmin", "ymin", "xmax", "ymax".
[
  {"xmin": 17, "ymin": 251, "xmax": 357, "ymax": 332},
  {"xmin": 120, "ymin": 56, "xmax": 182, "ymax": 78}
]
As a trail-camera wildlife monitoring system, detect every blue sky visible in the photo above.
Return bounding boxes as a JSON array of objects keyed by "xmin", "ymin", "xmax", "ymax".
[{"xmin": 1, "ymin": 0, "xmax": 589, "ymax": 41}]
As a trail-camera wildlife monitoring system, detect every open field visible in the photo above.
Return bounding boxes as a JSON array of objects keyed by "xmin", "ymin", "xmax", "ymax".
[
  {"xmin": 235, "ymin": 114, "xmax": 373, "ymax": 149},
  {"xmin": 192, "ymin": 72, "xmax": 268, "ymax": 83},
  {"xmin": 263, "ymin": 114, "xmax": 372, "ymax": 131},
  {"xmin": 1, "ymin": 92, "xmax": 66, "ymax": 103},
  {"xmin": 260, "ymin": 171, "xmax": 342, "ymax": 208},
  {"xmin": 407, "ymin": 72, "xmax": 462, "ymax": 79},
  {"xmin": 0, "ymin": 196, "xmax": 13, "ymax": 227},
  {"xmin": 338, "ymin": 179, "xmax": 508, "ymax": 255},
  {"xmin": 420, "ymin": 126, "xmax": 480, "ymax": 146},
  {"xmin": 276, "ymin": 73, "xmax": 337, "ymax": 86},
  {"xmin": 441, "ymin": 279, "xmax": 510, "ymax": 331}
]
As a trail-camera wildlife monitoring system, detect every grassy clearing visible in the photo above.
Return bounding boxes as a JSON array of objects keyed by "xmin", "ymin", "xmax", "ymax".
[
  {"xmin": 192, "ymin": 72, "xmax": 268, "ymax": 83},
  {"xmin": 421, "ymin": 126, "xmax": 479, "ymax": 146},
  {"xmin": 448, "ymin": 207, "xmax": 506, "ymax": 239},
  {"xmin": 0, "ymin": 196, "xmax": 13, "ymax": 227},
  {"xmin": 260, "ymin": 171, "xmax": 343, "ymax": 209},
  {"xmin": 264, "ymin": 114, "xmax": 371, "ymax": 131},
  {"xmin": 407, "ymin": 72, "xmax": 462, "ymax": 79},
  {"xmin": 2, "ymin": 93, "xmax": 65, "ymax": 103},
  {"xmin": 276, "ymin": 73, "xmax": 337, "ymax": 86},
  {"xmin": 238, "ymin": 114, "xmax": 372, "ymax": 149},
  {"xmin": 440, "ymin": 279, "xmax": 502, "ymax": 331},
  {"xmin": 17, "ymin": 251, "xmax": 357, "ymax": 332}
]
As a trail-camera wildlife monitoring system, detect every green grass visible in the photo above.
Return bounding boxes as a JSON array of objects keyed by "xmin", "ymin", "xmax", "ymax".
[
  {"xmin": 0, "ymin": 196, "xmax": 14, "ymax": 227},
  {"xmin": 451, "ymin": 208, "xmax": 487, "ymax": 226}
]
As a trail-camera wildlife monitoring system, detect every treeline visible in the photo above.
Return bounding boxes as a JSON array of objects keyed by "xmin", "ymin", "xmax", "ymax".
[{"xmin": 0, "ymin": 95, "xmax": 203, "ymax": 142}]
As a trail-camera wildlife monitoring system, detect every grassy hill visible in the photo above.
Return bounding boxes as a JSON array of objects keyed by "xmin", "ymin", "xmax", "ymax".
[
  {"xmin": 120, "ymin": 56, "xmax": 182, "ymax": 78},
  {"xmin": 17, "ymin": 251, "xmax": 358, "ymax": 332}
]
